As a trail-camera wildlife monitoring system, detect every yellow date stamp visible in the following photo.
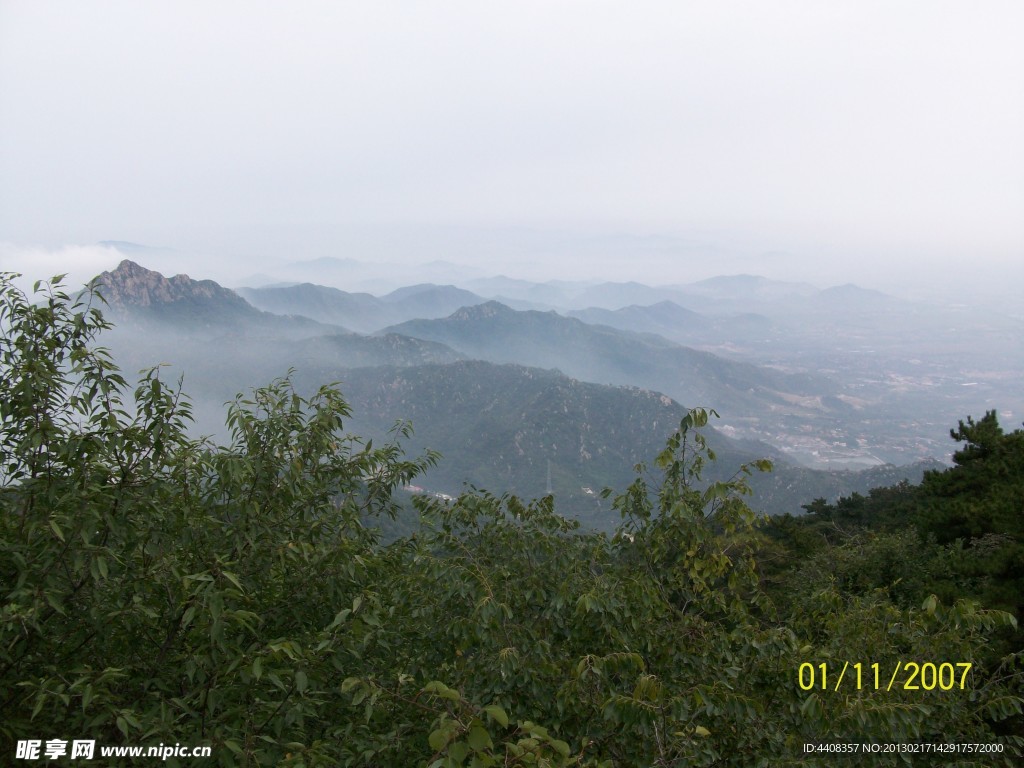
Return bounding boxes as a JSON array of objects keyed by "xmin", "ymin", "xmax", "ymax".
[{"xmin": 798, "ymin": 662, "xmax": 973, "ymax": 692}]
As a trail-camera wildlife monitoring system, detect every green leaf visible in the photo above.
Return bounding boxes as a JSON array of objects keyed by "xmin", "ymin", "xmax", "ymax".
[
  {"xmin": 341, "ymin": 677, "xmax": 360, "ymax": 693},
  {"xmin": 209, "ymin": 592, "xmax": 224, "ymax": 622},
  {"xmin": 483, "ymin": 705, "xmax": 508, "ymax": 728},
  {"xmin": 428, "ymin": 727, "xmax": 450, "ymax": 752},
  {"xmin": 466, "ymin": 725, "xmax": 492, "ymax": 752},
  {"xmin": 81, "ymin": 684, "xmax": 93, "ymax": 712},
  {"xmin": 222, "ymin": 571, "xmax": 244, "ymax": 592},
  {"xmin": 267, "ymin": 673, "xmax": 286, "ymax": 691},
  {"xmin": 424, "ymin": 681, "xmax": 460, "ymax": 701},
  {"xmin": 49, "ymin": 519, "xmax": 65, "ymax": 542},
  {"xmin": 550, "ymin": 739, "xmax": 571, "ymax": 756}
]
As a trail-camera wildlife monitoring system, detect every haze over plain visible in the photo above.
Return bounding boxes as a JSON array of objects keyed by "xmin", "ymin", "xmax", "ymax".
[{"xmin": 1, "ymin": 1, "xmax": 1022, "ymax": 306}]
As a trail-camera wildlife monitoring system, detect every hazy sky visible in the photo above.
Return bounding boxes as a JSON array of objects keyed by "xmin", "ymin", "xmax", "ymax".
[{"xmin": 1, "ymin": 1, "xmax": 1022, "ymax": 296}]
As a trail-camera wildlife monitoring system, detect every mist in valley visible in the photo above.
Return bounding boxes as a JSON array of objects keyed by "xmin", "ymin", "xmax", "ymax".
[{"xmin": 44, "ymin": 252, "xmax": 1008, "ymax": 528}]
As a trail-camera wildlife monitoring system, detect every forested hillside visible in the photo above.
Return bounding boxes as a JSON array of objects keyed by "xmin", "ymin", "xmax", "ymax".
[
  {"xmin": 761, "ymin": 411, "xmax": 1024, "ymax": 631},
  {"xmin": 384, "ymin": 301, "xmax": 840, "ymax": 421},
  {"xmin": 2, "ymin": 276, "xmax": 1021, "ymax": 766},
  {"xmin": 95, "ymin": 260, "xmax": 937, "ymax": 520}
]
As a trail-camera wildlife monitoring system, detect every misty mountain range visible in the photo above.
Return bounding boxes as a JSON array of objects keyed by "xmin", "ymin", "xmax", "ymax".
[
  {"xmin": 237, "ymin": 282, "xmax": 485, "ymax": 335},
  {"xmin": 383, "ymin": 301, "xmax": 841, "ymax": 424},
  {"xmin": 85, "ymin": 258, "xmax": 1018, "ymax": 522}
]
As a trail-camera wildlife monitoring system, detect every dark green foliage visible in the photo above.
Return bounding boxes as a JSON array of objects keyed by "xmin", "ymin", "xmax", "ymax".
[
  {"xmin": 922, "ymin": 412, "xmax": 1024, "ymax": 541},
  {"xmin": 918, "ymin": 412, "xmax": 1024, "ymax": 622},
  {"xmin": 768, "ymin": 411, "xmax": 1024, "ymax": 622},
  {"xmin": 326, "ymin": 361, "xmax": 708, "ymax": 524},
  {"xmin": 759, "ymin": 409, "xmax": 1024, "ymax": 749},
  {"xmin": 0, "ymin": 275, "xmax": 436, "ymax": 763},
  {"xmin": 2, "ymin": 275, "xmax": 1022, "ymax": 766}
]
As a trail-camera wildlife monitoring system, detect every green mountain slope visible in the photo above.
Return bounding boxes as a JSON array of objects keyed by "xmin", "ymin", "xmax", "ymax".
[
  {"xmin": 385, "ymin": 301, "xmax": 845, "ymax": 422},
  {"xmin": 286, "ymin": 360, "xmax": 934, "ymax": 524}
]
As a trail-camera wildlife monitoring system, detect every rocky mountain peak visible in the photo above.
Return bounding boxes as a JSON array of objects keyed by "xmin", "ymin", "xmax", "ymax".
[{"xmin": 93, "ymin": 260, "xmax": 249, "ymax": 312}]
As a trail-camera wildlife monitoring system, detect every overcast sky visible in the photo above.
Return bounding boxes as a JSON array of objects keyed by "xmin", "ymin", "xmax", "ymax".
[{"xmin": 1, "ymin": 1, "xmax": 1022, "ymax": 298}]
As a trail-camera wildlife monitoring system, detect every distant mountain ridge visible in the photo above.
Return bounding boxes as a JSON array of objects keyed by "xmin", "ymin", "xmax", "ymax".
[
  {"xmin": 384, "ymin": 300, "xmax": 844, "ymax": 422},
  {"xmin": 238, "ymin": 281, "xmax": 489, "ymax": 333},
  {"xmin": 236, "ymin": 283, "xmax": 381, "ymax": 331},
  {"xmin": 93, "ymin": 260, "xmax": 336, "ymax": 336},
  {"xmin": 566, "ymin": 301, "xmax": 776, "ymax": 349}
]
